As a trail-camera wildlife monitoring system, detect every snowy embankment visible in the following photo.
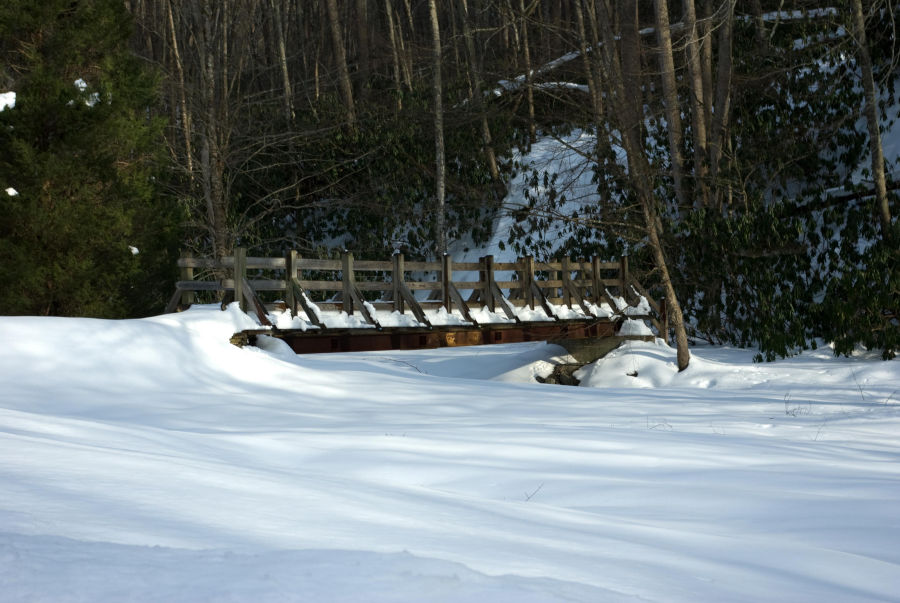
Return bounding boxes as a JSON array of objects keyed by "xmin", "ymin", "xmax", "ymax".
[{"xmin": 1, "ymin": 304, "xmax": 899, "ymax": 601}]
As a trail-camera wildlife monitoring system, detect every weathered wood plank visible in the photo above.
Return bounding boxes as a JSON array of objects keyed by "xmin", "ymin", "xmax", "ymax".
[
  {"xmin": 176, "ymin": 280, "xmax": 224, "ymax": 291},
  {"xmin": 165, "ymin": 288, "xmax": 184, "ymax": 314},
  {"xmin": 241, "ymin": 277, "xmax": 273, "ymax": 326},
  {"xmin": 296, "ymin": 258, "xmax": 342, "ymax": 270},
  {"xmin": 392, "ymin": 253, "xmax": 405, "ymax": 314},
  {"xmin": 490, "ymin": 280, "xmax": 520, "ymax": 322},
  {"xmin": 493, "ymin": 262, "xmax": 520, "ymax": 271},
  {"xmin": 405, "ymin": 281, "xmax": 448, "ymax": 291},
  {"xmin": 352, "ymin": 260, "xmax": 393, "ymax": 271},
  {"xmin": 397, "ymin": 281, "xmax": 432, "ymax": 326},
  {"xmin": 347, "ymin": 282, "xmax": 379, "ymax": 326},
  {"xmin": 404, "ymin": 261, "xmax": 442, "ymax": 271},
  {"xmin": 342, "ymin": 253, "xmax": 355, "ymax": 316},
  {"xmin": 290, "ymin": 279, "xmax": 324, "ymax": 327},
  {"xmin": 245, "ymin": 257, "xmax": 286, "ymax": 269},
  {"xmin": 447, "ymin": 282, "xmax": 478, "ymax": 325},
  {"xmin": 451, "ymin": 262, "xmax": 481, "ymax": 271},
  {"xmin": 295, "ymin": 281, "xmax": 342, "ymax": 291},
  {"xmin": 530, "ymin": 280, "xmax": 559, "ymax": 320},
  {"xmin": 284, "ymin": 251, "xmax": 297, "ymax": 315}
]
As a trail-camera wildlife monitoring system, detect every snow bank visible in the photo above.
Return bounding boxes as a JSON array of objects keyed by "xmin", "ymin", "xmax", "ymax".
[{"xmin": 1, "ymin": 306, "xmax": 899, "ymax": 602}]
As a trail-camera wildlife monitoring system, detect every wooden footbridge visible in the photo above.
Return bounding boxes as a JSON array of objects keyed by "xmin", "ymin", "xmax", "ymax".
[{"xmin": 167, "ymin": 248, "xmax": 667, "ymax": 362}]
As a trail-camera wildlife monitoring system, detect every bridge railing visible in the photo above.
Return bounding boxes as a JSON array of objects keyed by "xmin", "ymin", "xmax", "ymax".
[{"xmin": 166, "ymin": 248, "xmax": 668, "ymax": 340}]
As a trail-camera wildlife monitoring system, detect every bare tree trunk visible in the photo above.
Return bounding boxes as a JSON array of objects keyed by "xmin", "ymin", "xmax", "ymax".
[
  {"xmin": 699, "ymin": 0, "xmax": 714, "ymax": 132},
  {"xmin": 269, "ymin": 0, "xmax": 294, "ymax": 122},
  {"xmin": 574, "ymin": 0, "xmax": 603, "ymax": 125},
  {"xmin": 709, "ymin": 0, "xmax": 735, "ymax": 209},
  {"xmin": 195, "ymin": 0, "xmax": 230, "ymax": 260},
  {"xmin": 385, "ymin": 0, "xmax": 404, "ymax": 110},
  {"xmin": 751, "ymin": 0, "xmax": 767, "ymax": 50},
  {"xmin": 325, "ymin": 0, "xmax": 357, "ymax": 126},
  {"xmin": 517, "ymin": 0, "xmax": 537, "ymax": 146},
  {"xmin": 852, "ymin": 0, "xmax": 893, "ymax": 237},
  {"xmin": 597, "ymin": 0, "xmax": 691, "ymax": 370},
  {"xmin": 683, "ymin": 0, "xmax": 710, "ymax": 207},
  {"xmin": 653, "ymin": 0, "xmax": 687, "ymax": 208},
  {"xmin": 504, "ymin": 0, "xmax": 521, "ymax": 71},
  {"xmin": 620, "ymin": 0, "xmax": 642, "ymax": 121},
  {"xmin": 355, "ymin": 0, "xmax": 370, "ymax": 101},
  {"xmin": 459, "ymin": 0, "xmax": 500, "ymax": 181},
  {"xmin": 428, "ymin": 0, "xmax": 447, "ymax": 256},
  {"xmin": 166, "ymin": 0, "xmax": 194, "ymax": 181},
  {"xmin": 392, "ymin": 4, "xmax": 414, "ymax": 91}
]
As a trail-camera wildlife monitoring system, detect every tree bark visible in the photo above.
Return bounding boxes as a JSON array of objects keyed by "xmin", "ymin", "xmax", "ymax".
[
  {"xmin": 517, "ymin": 0, "xmax": 537, "ymax": 146},
  {"xmin": 428, "ymin": 0, "xmax": 447, "ymax": 256},
  {"xmin": 596, "ymin": 0, "xmax": 691, "ymax": 370},
  {"xmin": 573, "ymin": 0, "xmax": 603, "ymax": 125},
  {"xmin": 325, "ymin": 0, "xmax": 357, "ymax": 126},
  {"xmin": 683, "ymin": 0, "xmax": 710, "ymax": 207},
  {"xmin": 385, "ymin": 0, "xmax": 404, "ymax": 110},
  {"xmin": 459, "ymin": 0, "xmax": 500, "ymax": 181},
  {"xmin": 166, "ymin": 0, "xmax": 194, "ymax": 181},
  {"xmin": 709, "ymin": 0, "xmax": 735, "ymax": 209},
  {"xmin": 269, "ymin": 0, "xmax": 294, "ymax": 122},
  {"xmin": 852, "ymin": 0, "xmax": 893, "ymax": 237},
  {"xmin": 653, "ymin": 0, "xmax": 687, "ymax": 209},
  {"xmin": 355, "ymin": 0, "xmax": 370, "ymax": 101}
]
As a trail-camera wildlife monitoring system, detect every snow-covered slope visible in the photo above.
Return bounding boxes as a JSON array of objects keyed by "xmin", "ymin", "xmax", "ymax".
[{"xmin": 1, "ymin": 305, "xmax": 899, "ymax": 601}]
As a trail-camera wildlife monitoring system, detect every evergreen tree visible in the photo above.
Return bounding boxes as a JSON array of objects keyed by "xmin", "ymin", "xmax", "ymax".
[{"xmin": 0, "ymin": 0, "xmax": 176, "ymax": 317}]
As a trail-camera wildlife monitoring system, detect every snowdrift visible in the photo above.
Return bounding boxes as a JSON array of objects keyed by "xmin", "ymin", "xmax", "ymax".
[{"xmin": 1, "ymin": 305, "xmax": 899, "ymax": 601}]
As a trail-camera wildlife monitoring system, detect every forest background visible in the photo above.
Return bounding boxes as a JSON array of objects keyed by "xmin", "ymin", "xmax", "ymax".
[{"xmin": 0, "ymin": 0, "xmax": 897, "ymax": 362}]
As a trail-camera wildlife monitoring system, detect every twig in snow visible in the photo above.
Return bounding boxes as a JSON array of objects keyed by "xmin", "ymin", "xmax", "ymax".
[
  {"xmin": 524, "ymin": 482, "xmax": 544, "ymax": 502},
  {"xmin": 848, "ymin": 365, "xmax": 866, "ymax": 403}
]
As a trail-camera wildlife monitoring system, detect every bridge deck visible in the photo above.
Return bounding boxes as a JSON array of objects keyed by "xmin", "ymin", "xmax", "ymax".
[{"xmin": 232, "ymin": 317, "xmax": 653, "ymax": 362}]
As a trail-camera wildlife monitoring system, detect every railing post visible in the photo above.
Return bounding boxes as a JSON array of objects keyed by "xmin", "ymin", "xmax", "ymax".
[
  {"xmin": 561, "ymin": 257, "xmax": 573, "ymax": 308},
  {"xmin": 180, "ymin": 251, "xmax": 195, "ymax": 308},
  {"xmin": 234, "ymin": 247, "xmax": 247, "ymax": 311},
  {"xmin": 619, "ymin": 254, "xmax": 629, "ymax": 300},
  {"xmin": 481, "ymin": 255, "xmax": 495, "ymax": 312},
  {"xmin": 522, "ymin": 256, "xmax": 535, "ymax": 310},
  {"xmin": 442, "ymin": 254, "xmax": 452, "ymax": 312},
  {"xmin": 285, "ymin": 250, "xmax": 298, "ymax": 316},
  {"xmin": 342, "ymin": 252, "xmax": 355, "ymax": 315},
  {"xmin": 392, "ymin": 252, "xmax": 405, "ymax": 314},
  {"xmin": 591, "ymin": 256, "xmax": 602, "ymax": 306}
]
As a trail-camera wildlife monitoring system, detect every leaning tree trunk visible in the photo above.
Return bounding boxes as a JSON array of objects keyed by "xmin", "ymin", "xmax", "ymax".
[{"xmin": 597, "ymin": 0, "xmax": 690, "ymax": 370}]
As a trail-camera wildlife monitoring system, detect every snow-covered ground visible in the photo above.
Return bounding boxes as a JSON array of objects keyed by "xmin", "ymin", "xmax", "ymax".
[{"xmin": 1, "ymin": 304, "xmax": 899, "ymax": 601}]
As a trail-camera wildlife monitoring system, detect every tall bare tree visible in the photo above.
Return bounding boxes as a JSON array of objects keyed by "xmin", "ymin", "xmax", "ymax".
[
  {"xmin": 429, "ymin": 0, "xmax": 447, "ymax": 255},
  {"xmin": 852, "ymin": 0, "xmax": 894, "ymax": 238},
  {"xmin": 596, "ymin": 0, "xmax": 691, "ymax": 370},
  {"xmin": 325, "ymin": 0, "xmax": 357, "ymax": 126},
  {"xmin": 653, "ymin": 0, "xmax": 687, "ymax": 208},
  {"xmin": 458, "ymin": 0, "xmax": 500, "ymax": 182}
]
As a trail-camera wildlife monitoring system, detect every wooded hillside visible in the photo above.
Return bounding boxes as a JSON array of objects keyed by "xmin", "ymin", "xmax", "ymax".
[{"xmin": 1, "ymin": 0, "xmax": 897, "ymax": 359}]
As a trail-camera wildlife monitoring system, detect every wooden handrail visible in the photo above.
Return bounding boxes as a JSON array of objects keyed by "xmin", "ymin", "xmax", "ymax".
[{"xmin": 169, "ymin": 248, "xmax": 665, "ymax": 338}]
